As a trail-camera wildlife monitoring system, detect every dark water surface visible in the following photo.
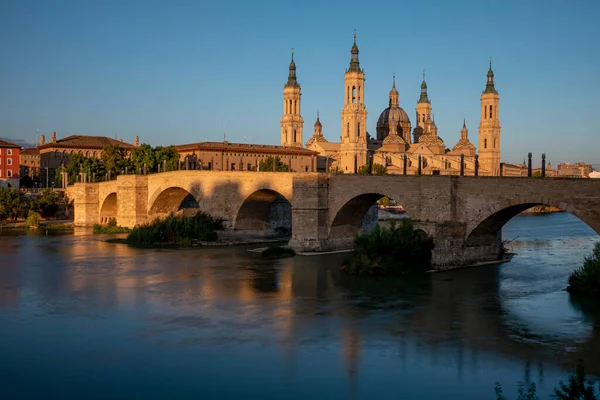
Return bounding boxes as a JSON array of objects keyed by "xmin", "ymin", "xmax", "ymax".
[{"xmin": 1, "ymin": 213, "xmax": 599, "ymax": 399}]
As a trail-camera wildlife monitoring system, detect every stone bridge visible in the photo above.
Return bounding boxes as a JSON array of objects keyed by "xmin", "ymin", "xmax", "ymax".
[{"xmin": 67, "ymin": 171, "xmax": 600, "ymax": 268}]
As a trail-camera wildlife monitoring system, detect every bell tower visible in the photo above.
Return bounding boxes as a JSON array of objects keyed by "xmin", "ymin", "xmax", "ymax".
[
  {"xmin": 478, "ymin": 59, "xmax": 501, "ymax": 176},
  {"xmin": 280, "ymin": 49, "xmax": 303, "ymax": 147},
  {"xmin": 339, "ymin": 31, "xmax": 368, "ymax": 173},
  {"xmin": 413, "ymin": 71, "xmax": 432, "ymax": 143}
]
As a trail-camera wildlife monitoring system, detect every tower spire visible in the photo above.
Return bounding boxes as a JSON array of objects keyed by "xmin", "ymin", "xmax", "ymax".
[
  {"xmin": 348, "ymin": 30, "xmax": 361, "ymax": 72},
  {"xmin": 484, "ymin": 57, "xmax": 497, "ymax": 94},
  {"xmin": 286, "ymin": 48, "xmax": 298, "ymax": 87},
  {"xmin": 418, "ymin": 70, "xmax": 430, "ymax": 104}
]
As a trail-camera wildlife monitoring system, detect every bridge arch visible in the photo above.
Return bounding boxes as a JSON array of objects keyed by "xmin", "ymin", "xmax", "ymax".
[
  {"xmin": 328, "ymin": 192, "xmax": 414, "ymax": 247},
  {"xmin": 99, "ymin": 192, "xmax": 117, "ymax": 224},
  {"xmin": 465, "ymin": 198, "xmax": 600, "ymax": 247},
  {"xmin": 234, "ymin": 189, "xmax": 292, "ymax": 237},
  {"xmin": 148, "ymin": 186, "xmax": 200, "ymax": 220}
]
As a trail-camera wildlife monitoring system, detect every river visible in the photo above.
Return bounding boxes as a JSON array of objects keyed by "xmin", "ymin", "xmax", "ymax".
[{"xmin": 0, "ymin": 212, "xmax": 599, "ymax": 399}]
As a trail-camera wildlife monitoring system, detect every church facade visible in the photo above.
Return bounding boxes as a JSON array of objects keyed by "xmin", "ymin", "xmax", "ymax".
[{"xmin": 288, "ymin": 33, "xmax": 502, "ymax": 176}]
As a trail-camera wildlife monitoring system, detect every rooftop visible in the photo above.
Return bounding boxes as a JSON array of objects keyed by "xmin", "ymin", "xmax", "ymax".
[
  {"xmin": 175, "ymin": 141, "xmax": 319, "ymax": 156},
  {"xmin": 38, "ymin": 135, "xmax": 135, "ymax": 150},
  {"xmin": 21, "ymin": 147, "xmax": 40, "ymax": 155},
  {"xmin": 0, "ymin": 139, "xmax": 21, "ymax": 148}
]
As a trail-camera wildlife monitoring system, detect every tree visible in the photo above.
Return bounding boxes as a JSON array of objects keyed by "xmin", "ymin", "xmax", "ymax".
[
  {"xmin": 31, "ymin": 188, "xmax": 62, "ymax": 218},
  {"xmin": 0, "ymin": 188, "xmax": 27, "ymax": 221},
  {"xmin": 102, "ymin": 144, "xmax": 131, "ymax": 177},
  {"xmin": 154, "ymin": 146, "xmax": 180, "ymax": 172},
  {"xmin": 131, "ymin": 143, "xmax": 157, "ymax": 174},
  {"xmin": 56, "ymin": 152, "xmax": 106, "ymax": 186},
  {"xmin": 372, "ymin": 163, "xmax": 388, "ymax": 175},
  {"xmin": 259, "ymin": 156, "xmax": 289, "ymax": 172}
]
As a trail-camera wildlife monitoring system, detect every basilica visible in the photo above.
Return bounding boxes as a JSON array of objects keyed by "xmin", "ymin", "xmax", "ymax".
[{"xmin": 282, "ymin": 33, "xmax": 502, "ymax": 176}]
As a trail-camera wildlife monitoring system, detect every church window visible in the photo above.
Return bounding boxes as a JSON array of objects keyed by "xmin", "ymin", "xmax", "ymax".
[
  {"xmin": 294, "ymin": 100, "xmax": 297, "ymax": 113},
  {"xmin": 289, "ymin": 100, "xmax": 292, "ymax": 114},
  {"xmin": 358, "ymin": 86, "xmax": 361, "ymax": 103},
  {"xmin": 347, "ymin": 123, "xmax": 350, "ymax": 136},
  {"xmin": 422, "ymin": 114, "xmax": 425, "ymax": 123},
  {"xmin": 357, "ymin": 123, "xmax": 360, "ymax": 137},
  {"xmin": 484, "ymin": 106, "xmax": 487, "ymax": 119},
  {"xmin": 231, "ymin": 163, "xmax": 235, "ymax": 171},
  {"xmin": 347, "ymin": 87, "xmax": 350, "ymax": 103},
  {"xmin": 489, "ymin": 105, "xmax": 493, "ymax": 118},
  {"xmin": 484, "ymin": 138, "xmax": 488, "ymax": 149},
  {"xmin": 352, "ymin": 86, "xmax": 356, "ymax": 104},
  {"xmin": 293, "ymin": 130, "xmax": 297, "ymax": 142}
]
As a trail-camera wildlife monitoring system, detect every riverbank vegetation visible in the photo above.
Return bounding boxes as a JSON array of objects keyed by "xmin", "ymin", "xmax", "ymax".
[
  {"xmin": 93, "ymin": 218, "xmax": 130, "ymax": 234},
  {"xmin": 495, "ymin": 364, "xmax": 599, "ymax": 399},
  {"xmin": 121, "ymin": 212, "xmax": 218, "ymax": 247},
  {"xmin": 340, "ymin": 220, "xmax": 434, "ymax": 276},
  {"xmin": 567, "ymin": 242, "xmax": 600, "ymax": 298},
  {"xmin": 0, "ymin": 188, "xmax": 71, "ymax": 222}
]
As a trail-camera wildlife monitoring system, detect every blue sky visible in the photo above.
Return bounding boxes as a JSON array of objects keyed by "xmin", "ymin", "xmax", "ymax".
[{"xmin": 1, "ymin": 0, "xmax": 598, "ymax": 165}]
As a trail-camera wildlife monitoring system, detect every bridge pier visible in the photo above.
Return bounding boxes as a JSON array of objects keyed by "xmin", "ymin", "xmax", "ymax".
[
  {"xmin": 69, "ymin": 183, "xmax": 99, "ymax": 227},
  {"xmin": 116, "ymin": 175, "xmax": 149, "ymax": 228},
  {"xmin": 288, "ymin": 175, "xmax": 331, "ymax": 252}
]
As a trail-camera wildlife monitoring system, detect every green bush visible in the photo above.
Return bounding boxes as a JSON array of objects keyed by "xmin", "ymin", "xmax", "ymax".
[
  {"xmin": 25, "ymin": 211, "xmax": 41, "ymax": 229},
  {"xmin": 567, "ymin": 242, "xmax": 600, "ymax": 298},
  {"xmin": 124, "ymin": 212, "xmax": 218, "ymax": 247},
  {"xmin": 341, "ymin": 219, "xmax": 434, "ymax": 276}
]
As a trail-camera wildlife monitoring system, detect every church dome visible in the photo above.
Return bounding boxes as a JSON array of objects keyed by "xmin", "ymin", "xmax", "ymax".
[{"xmin": 377, "ymin": 106, "xmax": 410, "ymax": 128}]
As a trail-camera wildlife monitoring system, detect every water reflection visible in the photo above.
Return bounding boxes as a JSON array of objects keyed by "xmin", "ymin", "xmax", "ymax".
[{"xmin": 0, "ymin": 213, "xmax": 598, "ymax": 399}]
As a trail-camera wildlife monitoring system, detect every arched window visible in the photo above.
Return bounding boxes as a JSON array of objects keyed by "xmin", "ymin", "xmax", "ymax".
[
  {"xmin": 347, "ymin": 123, "xmax": 350, "ymax": 136},
  {"xmin": 85, "ymin": 151, "xmax": 90, "ymax": 157},
  {"xmin": 489, "ymin": 105, "xmax": 493, "ymax": 119},
  {"xmin": 422, "ymin": 114, "xmax": 425, "ymax": 123},
  {"xmin": 294, "ymin": 100, "xmax": 297, "ymax": 114},
  {"xmin": 347, "ymin": 86, "xmax": 350, "ymax": 103},
  {"xmin": 484, "ymin": 138, "xmax": 488, "ymax": 149},
  {"xmin": 352, "ymin": 86, "xmax": 356, "ymax": 104},
  {"xmin": 494, "ymin": 138, "xmax": 497, "ymax": 149},
  {"xmin": 357, "ymin": 123, "xmax": 361, "ymax": 137},
  {"xmin": 293, "ymin": 130, "xmax": 297, "ymax": 142},
  {"xmin": 484, "ymin": 106, "xmax": 487, "ymax": 119},
  {"xmin": 358, "ymin": 86, "xmax": 361, "ymax": 103}
]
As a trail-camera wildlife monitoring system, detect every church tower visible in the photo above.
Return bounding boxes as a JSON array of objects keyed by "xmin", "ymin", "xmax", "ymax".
[
  {"xmin": 478, "ymin": 60, "xmax": 501, "ymax": 176},
  {"xmin": 280, "ymin": 49, "xmax": 303, "ymax": 147},
  {"xmin": 413, "ymin": 71, "xmax": 432, "ymax": 143},
  {"xmin": 339, "ymin": 31, "xmax": 368, "ymax": 173}
]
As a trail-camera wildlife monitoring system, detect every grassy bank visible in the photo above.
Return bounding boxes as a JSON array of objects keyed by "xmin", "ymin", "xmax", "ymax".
[
  {"xmin": 121, "ymin": 212, "xmax": 218, "ymax": 247},
  {"xmin": 567, "ymin": 242, "xmax": 600, "ymax": 298},
  {"xmin": 341, "ymin": 220, "xmax": 434, "ymax": 276}
]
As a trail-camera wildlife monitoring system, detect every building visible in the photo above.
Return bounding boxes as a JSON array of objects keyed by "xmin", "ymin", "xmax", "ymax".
[
  {"xmin": 556, "ymin": 162, "xmax": 595, "ymax": 178},
  {"xmin": 175, "ymin": 141, "xmax": 319, "ymax": 172},
  {"xmin": 296, "ymin": 33, "xmax": 502, "ymax": 176},
  {"xmin": 0, "ymin": 139, "xmax": 21, "ymax": 188},
  {"xmin": 20, "ymin": 148, "xmax": 40, "ymax": 181},
  {"xmin": 37, "ymin": 132, "xmax": 137, "ymax": 187}
]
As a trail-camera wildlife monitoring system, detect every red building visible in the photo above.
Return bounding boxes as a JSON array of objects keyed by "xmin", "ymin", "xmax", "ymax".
[{"xmin": 0, "ymin": 139, "xmax": 21, "ymax": 188}]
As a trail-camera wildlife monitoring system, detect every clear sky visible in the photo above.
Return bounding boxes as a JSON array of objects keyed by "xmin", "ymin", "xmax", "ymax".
[{"xmin": 1, "ymin": 0, "xmax": 598, "ymax": 165}]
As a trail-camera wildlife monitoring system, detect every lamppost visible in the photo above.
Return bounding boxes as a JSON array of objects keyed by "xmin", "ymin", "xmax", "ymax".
[
  {"xmin": 527, "ymin": 153, "xmax": 532, "ymax": 177},
  {"xmin": 541, "ymin": 153, "xmax": 546, "ymax": 178}
]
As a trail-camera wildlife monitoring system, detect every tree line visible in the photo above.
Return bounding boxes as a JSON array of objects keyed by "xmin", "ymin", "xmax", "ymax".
[{"xmin": 56, "ymin": 143, "xmax": 180, "ymax": 185}]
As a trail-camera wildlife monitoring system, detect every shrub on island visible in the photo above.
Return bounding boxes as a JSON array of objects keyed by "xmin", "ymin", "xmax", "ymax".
[
  {"xmin": 93, "ymin": 217, "xmax": 130, "ymax": 234},
  {"xmin": 341, "ymin": 219, "xmax": 434, "ymax": 276},
  {"xmin": 124, "ymin": 212, "xmax": 218, "ymax": 247},
  {"xmin": 567, "ymin": 242, "xmax": 600, "ymax": 299}
]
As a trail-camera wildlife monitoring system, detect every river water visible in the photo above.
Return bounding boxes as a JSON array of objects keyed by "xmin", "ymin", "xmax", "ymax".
[{"xmin": 0, "ymin": 212, "xmax": 599, "ymax": 399}]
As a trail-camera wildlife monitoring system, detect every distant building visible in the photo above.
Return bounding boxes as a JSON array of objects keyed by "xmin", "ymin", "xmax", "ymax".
[
  {"xmin": 0, "ymin": 139, "xmax": 21, "ymax": 188},
  {"xmin": 20, "ymin": 148, "xmax": 40, "ymax": 180},
  {"xmin": 556, "ymin": 162, "xmax": 594, "ymax": 178},
  {"xmin": 37, "ymin": 132, "xmax": 137, "ymax": 187},
  {"xmin": 174, "ymin": 141, "xmax": 319, "ymax": 172}
]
